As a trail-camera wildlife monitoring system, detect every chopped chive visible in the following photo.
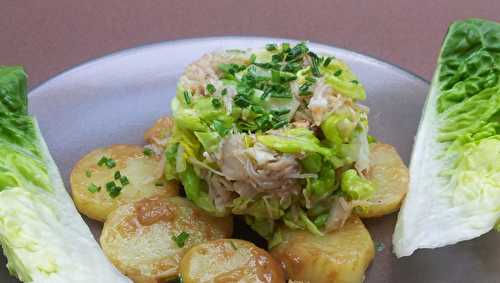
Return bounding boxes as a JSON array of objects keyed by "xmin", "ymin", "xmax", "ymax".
[
  {"xmin": 120, "ymin": 176, "xmax": 130, "ymax": 186},
  {"xmin": 272, "ymin": 119, "xmax": 288, "ymax": 129},
  {"xmin": 323, "ymin": 57, "xmax": 333, "ymax": 67},
  {"xmin": 183, "ymin": 90, "xmax": 191, "ymax": 105},
  {"xmin": 233, "ymin": 94, "xmax": 252, "ymax": 108},
  {"xmin": 270, "ymin": 91, "xmax": 292, "ymax": 99},
  {"xmin": 105, "ymin": 158, "xmax": 116, "ymax": 169},
  {"xmin": 260, "ymin": 90, "xmax": 271, "ymax": 101},
  {"xmin": 85, "ymin": 170, "xmax": 92, "ymax": 178},
  {"xmin": 265, "ymin": 43, "xmax": 277, "ymax": 51},
  {"xmin": 281, "ymin": 43, "xmax": 290, "ymax": 52},
  {"xmin": 271, "ymin": 69, "xmax": 281, "ymax": 83},
  {"xmin": 87, "ymin": 183, "xmax": 101, "ymax": 193},
  {"xmin": 221, "ymin": 88, "xmax": 228, "ymax": 96},
  {"xmin": 172, "ymin": 231, "xmax": 190, "ymax": 247},
  {"xmin": 271, "ymin": 108, "xmax": 291, "ymax": 116},
  {"xmin": 155, "ymin": 180, "xmax": 164, "ymax": 187},
  {"xmin": 351, "ymin": 80, "xmax": 359, "ymax": 84},
  {"xmin": 299, "ymin": 91, "xmax": 312, "ymax": 96},
  {"xmin": 299, "ymin": 82, "xmax": 311, "ymax": 92},
  {"xmin": 249, "ymin": 54, "xmax": 256, "ymax": 63},
  {"xmin": 308, "ymin": 52, "xmax": 321, "ymax": 77},
  {"xmin": 305, "ymin": 76, "xmax": 316, "ymax": 83},
  {"xmin": 114, "ymin": 171, "xmax": 121, "ymax": 180},
  {"xmin": 375, "ymin": 242, "xmax": 385, "ymax": 252},
  {"xmin": 97, "ymin": 156, "xmax": 116, "ymax": 169},
  {"xmin": 212, "ymin": 98, "xmax": 222, "ymax": 108},
  {"xmin": 280, "ymin": 71, "xmax": 297, "ymax": 82},
  {"xmin": 230, "ymin": 241, "xmax": 238, "ymax": 250},
  {"xmin": 334, "ymin": 69, "xmax": 342, "ymax": 77},
  {"xmin": 106, "ymin": 181, "xmax": 116, "ymax": 190},
  {"xmin": 143, "ymin": 148, "xmax": 154, "ymax": 157},
  {"xmin": 206, "ymin": 84, "xmax": 216, "ymax": 94},
  {"xmin": 97, "ymin": 156, "xmax": 107, "ymax": 167},
  {"xmin": 250, "ymin": 105, "xmax": 265, "ymax": 114},
  {"xmin": 107, "ymin": 186, "xmax": 122, "ymax": 199}
]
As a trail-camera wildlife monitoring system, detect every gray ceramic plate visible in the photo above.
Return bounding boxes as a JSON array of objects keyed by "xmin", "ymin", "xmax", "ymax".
[{"xmin": 2, "ymin": 37, "xmax": 498, "ymax": 283}]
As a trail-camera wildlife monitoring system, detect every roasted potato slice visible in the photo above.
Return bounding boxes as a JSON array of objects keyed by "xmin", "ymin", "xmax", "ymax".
[
  {"xmin": 271, "ymin": 217, "xmax": 374, "ymax": 283},
  {"xmin": 180, "ymin": 239, "xmax": 285, "ymax": 283},
  {"xmin": 71, "ymin": 144, "xmax": 178, "ymax": 221},
  {"xmin": 354, "ymin": 143, "xmax": 409, "ymax": 218},
  {"xmin": 144, "ymin": 116, "xmax": 174, "ymax": 149},
  {"xmin": 100, "ymin": 196, "xmax": 233, "ymax": 283}
]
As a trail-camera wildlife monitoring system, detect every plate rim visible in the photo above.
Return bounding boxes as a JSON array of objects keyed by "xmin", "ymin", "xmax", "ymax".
[{"xmin": 29, "ymin": 36, "xmax": 430, "ymax": 95}]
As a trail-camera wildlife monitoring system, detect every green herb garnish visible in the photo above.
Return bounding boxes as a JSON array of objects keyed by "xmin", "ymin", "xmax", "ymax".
[
  {"xmin": 265, "ymin": 43, "xmax": 277, "ymax": 51},
  {"xmin": 143, "ymin": 148, "xmax": 154, "ymax": 157},
  {"xmin": 97, "ymin": 156, "xmax": 116, "ymax": 169},
  {"xmin": 206, "ymin": 84, "xmax": 216, "ymax": 94},
  {"xmin": 105, "ymin": 181, "xmax": 121, "ymax": 198},
  {"xmin": 271, "ymin": 108, "xmax": 290, "ymax": 116},
  {"xmin": 114, "ymin": 171, "xmax": 121, "ymax": 180},
  {"xmin": 270, "ymin": 91, "xmax": 292, "ymax": 99},
  {"xmin": 323, "ymin": 57, "xmax": 333, "ymax": 67},
  {"xmin": 172, "ymin": 231, "xmax": 190, "ymax": 247},
  {"xmin": 230, "ymin": 241, "xmax": 238, "ymax": 250},
  {"xmin": 183, "ymin": 90, "xmax": 191, "ymax": 105},
  {"xmin": 87, "ymin": 183, "xmax": 101, "ymax": 193},
  {"xmin": 119, "ymin": 176, "xmax": 129, "ymax": 186},
  {"xmin": 212, "ymin": 98, "xmax": 222, "ymax": 108},
  {"xmin": 85, "ymin": 170, "xmax": 92, "ymax": 178},
  {"xmin": 221, "ymin": 88, "xmax": 227, "ymax": 96},
  {"xmin": 272, "ymin": 119, "xmax": 288, "ymax": 129},
  {"xmin": 334, "ymin": 69, "xmax": 342, "ymax": 77},
  {"xmin": 249, "ymin": 54, "xmax": 256, "ymax": 63}
]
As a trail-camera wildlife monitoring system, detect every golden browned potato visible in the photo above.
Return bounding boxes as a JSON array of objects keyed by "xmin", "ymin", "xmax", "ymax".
[
  {"xmin": 71, "ymin": 144, "xmax": 178, "ymax": 222},
  {"xmin": 180, "ymin": 239, "xmax": 285, "ymax": 283},
  {"xmin": 354, "ymin": 143, "xmax": 409, "ymax": 218},
  {"xmin": 271, "ymin": 217, "xmax": 374, "ymax": 283},
  {"xmin": 100, "ymin": 196, "xmax": 233, "ymax": 283},
  {"xmin": 144, "ymin": 116, "xmax": 174, "ymax": 149}
]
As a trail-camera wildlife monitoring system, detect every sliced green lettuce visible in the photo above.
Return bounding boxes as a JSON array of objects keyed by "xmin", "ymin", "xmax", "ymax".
[
  {"xmin": 394, "ymin": 19, "xmax": 500, "ymax": 257},
  {"xmin": 256, "ymin": 128, "xmax": 334, "ymax": 157},
  {"xmin": 321, "ymin": 59, "xmax": 366, "ymax": 100},
  {"xmin": 340, "ymin": 169, "xmax": 374, "ymax": 200},
  {"xmin": 0, "ymin": 66, "xmax": 131, "ymax": 282}
]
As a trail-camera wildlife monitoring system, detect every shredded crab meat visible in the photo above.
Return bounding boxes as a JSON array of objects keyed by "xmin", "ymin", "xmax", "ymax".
[
  {"xmin": 307, "ymin": 77, "xmax": 364, "ymax": 126},
  {"xmin": 206, "ymin": 173, "xmax": 234, "ymax": 211},
  {"xmin": 325, "ymin": 197, "xmax": 353, "ymax": 232},
  {"xmin": 179, "ymin": 51, "xmax": 249, "ymax": 96},
  {"xmin": 354, "ymin": 125, "xmax": 371, "ymax": 174},
  {"xmin": 214, "ymin": 134, "xmax": 303, "ymax": 198}
]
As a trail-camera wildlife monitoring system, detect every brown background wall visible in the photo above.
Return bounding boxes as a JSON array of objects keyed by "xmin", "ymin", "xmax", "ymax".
[{"xmin": 1, "ymin": 0, "xmax": 499, "ymax": 88}]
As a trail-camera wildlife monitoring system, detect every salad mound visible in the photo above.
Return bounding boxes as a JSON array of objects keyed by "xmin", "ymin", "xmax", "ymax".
[{"xmin": 164, "ymin": 42, "xmax": 375, "ymax": 240}]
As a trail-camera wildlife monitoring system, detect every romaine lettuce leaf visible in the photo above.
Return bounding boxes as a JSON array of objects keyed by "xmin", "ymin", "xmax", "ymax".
[
  {"xmin": 0, "ymin": 66, "xmax": 131, "ymax": 283},
  {"xmin": 394, "ymin": 19, "xmax": 500, "ymax": 257}
]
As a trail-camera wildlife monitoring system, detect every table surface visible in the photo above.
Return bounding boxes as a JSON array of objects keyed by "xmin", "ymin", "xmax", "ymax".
[{"xmin": 1, "ymin": 0, "xmax": 499, "ymax": 88}]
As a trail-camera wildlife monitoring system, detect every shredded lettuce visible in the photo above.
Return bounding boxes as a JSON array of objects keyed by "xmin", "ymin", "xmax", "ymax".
[
  {"xmin": 341, "ymin": 169, "xmax": 374, "ymax": 200},
  {"xmin": 178, "ymin": 164, "xmax": 225, "ymax": 216},
  {"xmin": 321, "ymin": 60, "xmax": 366, "ymax": 100},
  {"xmin": 257, "ymin": 128, "xmax": 334, "ymax": 157}
]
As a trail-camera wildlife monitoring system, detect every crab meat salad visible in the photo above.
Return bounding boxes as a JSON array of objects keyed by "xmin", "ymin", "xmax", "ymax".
[
  {"xmin": 1, "ymin": 42, "xmax": 410, "ymax": 283},
  {"xmin": 166, "ymin": 42, "xmax": 380, "ymax": 242}
]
